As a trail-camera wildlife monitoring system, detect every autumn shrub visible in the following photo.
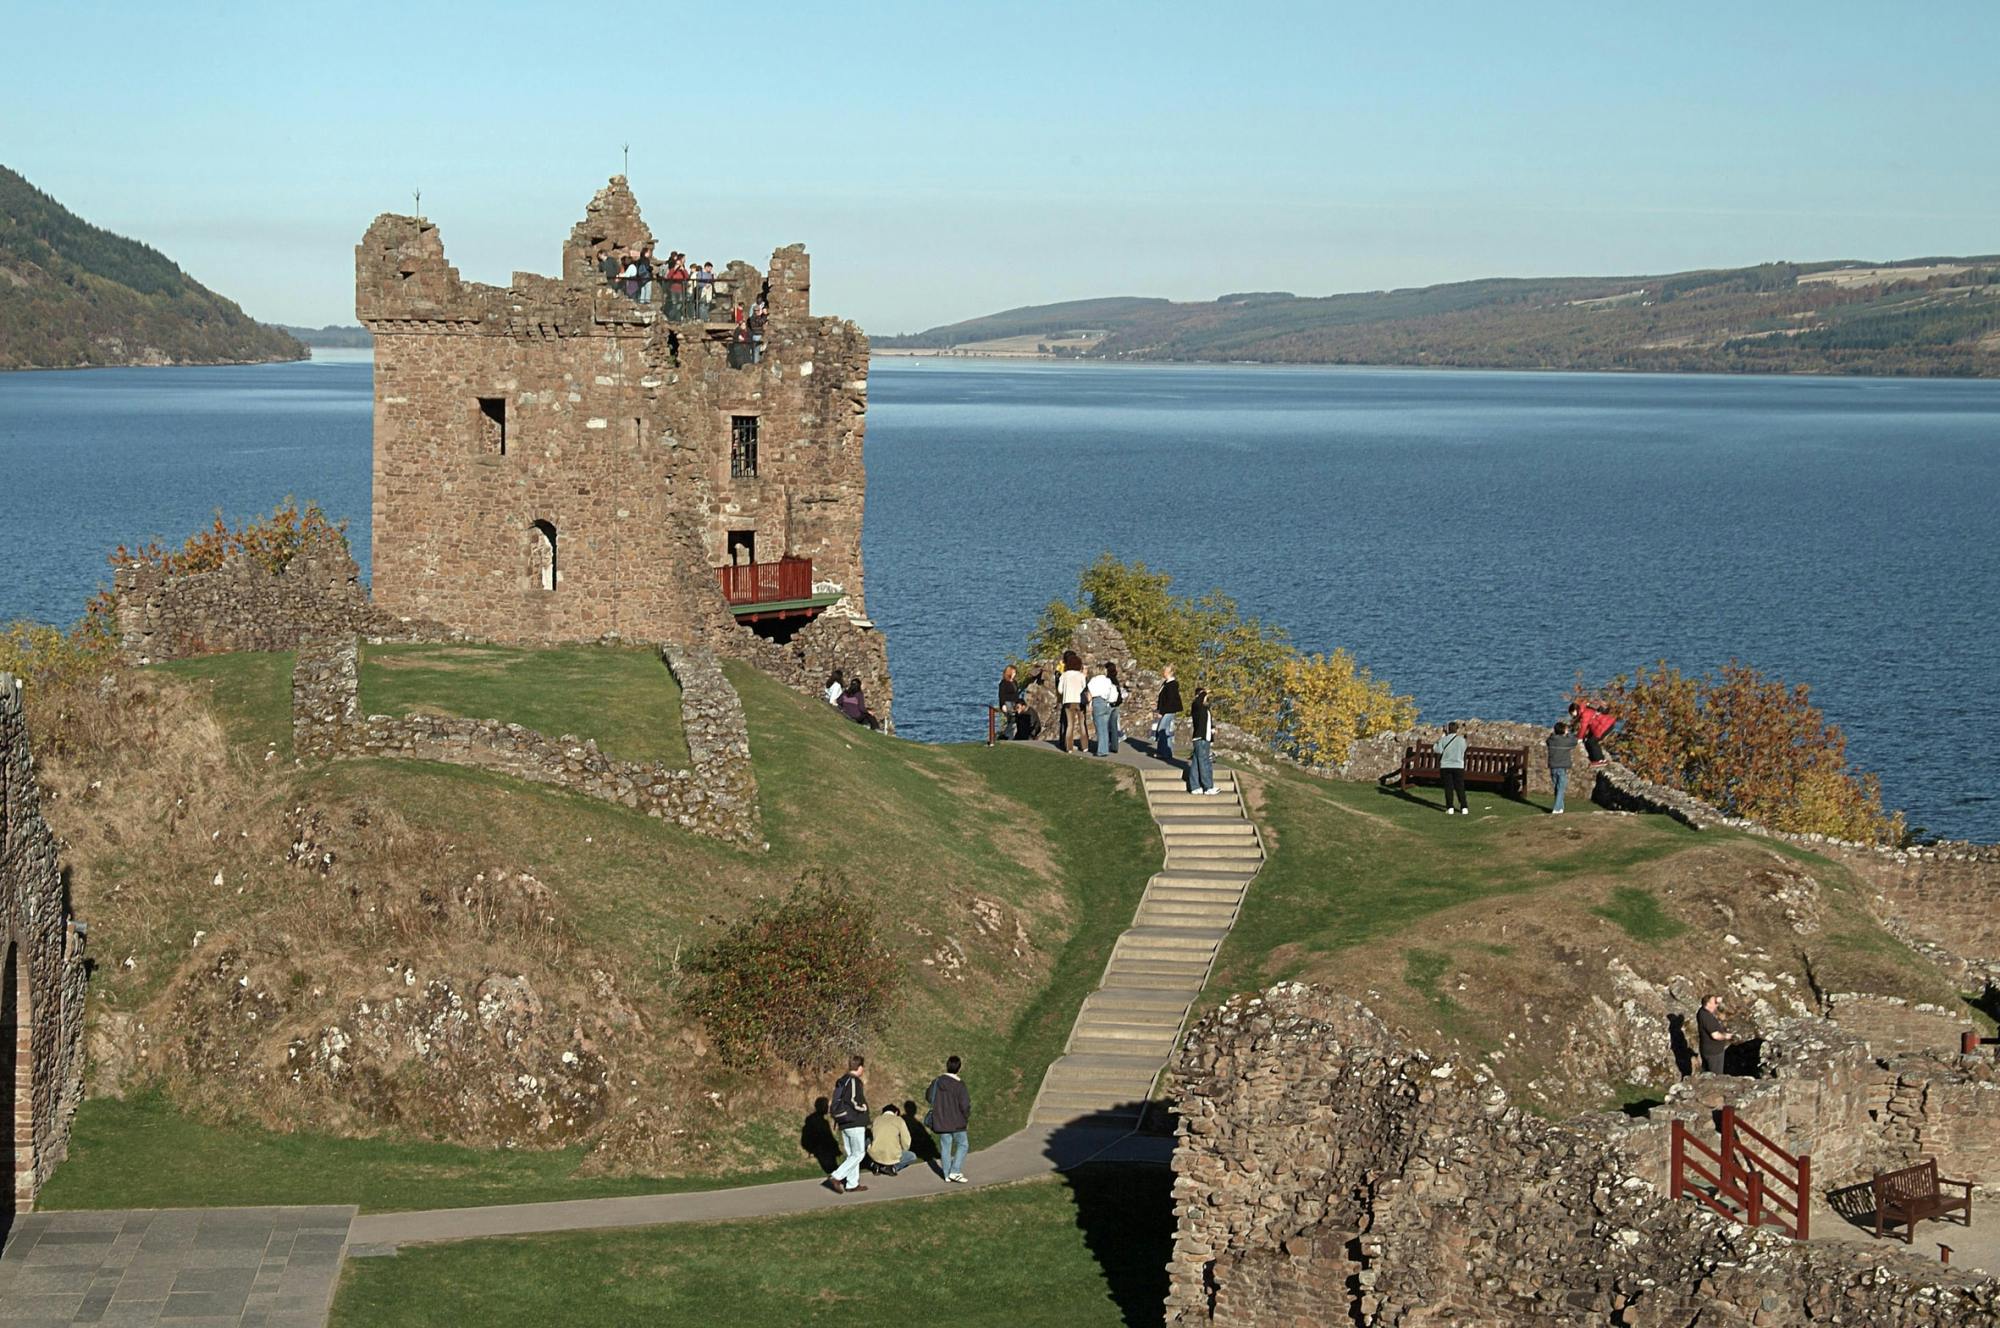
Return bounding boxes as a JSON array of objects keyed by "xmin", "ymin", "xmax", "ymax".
[
  {"xmin": 1029, "ymin": 555, "xmax": 1411, "ymax": 760},
  {"xmin": 1279, "ymin": 650, "xmax": 1418, "ymax": 764},
  {"xmin": 111, "ymin": 496, "xmax": 348, "ymax": 577},
  {"xmin": 683, "ymin": 872, "xmax": 901, "ymax": 1071},
  {"xmin": 1593, "ymin": 661, "xmax": 1901, "ymax": 842}
]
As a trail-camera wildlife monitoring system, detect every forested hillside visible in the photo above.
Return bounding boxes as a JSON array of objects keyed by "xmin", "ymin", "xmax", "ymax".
[
  {"xmin": 0, "ymin": 165, "xmax": 304, "ymax": 369},
  {"xmin": 880, "ymin": 258, "xmax": 2000, "ymax": 376}
]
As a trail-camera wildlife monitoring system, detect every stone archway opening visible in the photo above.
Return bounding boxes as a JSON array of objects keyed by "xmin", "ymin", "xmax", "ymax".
[{"xmin": 530, "ymin": 520, "xmax": 559, "ymax": 592}]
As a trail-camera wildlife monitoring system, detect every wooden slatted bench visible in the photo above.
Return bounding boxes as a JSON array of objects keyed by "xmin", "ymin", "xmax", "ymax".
[
  {"xmin": 1872, "ymin": 1159, "xmax": 1973, "ymax": 1244},
  {"xmin": 1385, "ymin": 743, "xmax": 1529, "ymax": 799}
]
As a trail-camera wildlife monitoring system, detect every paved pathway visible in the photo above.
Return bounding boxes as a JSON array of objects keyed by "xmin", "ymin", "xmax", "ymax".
[{"xmin": 0, "ymin": 1206, "xmax": 352, "ymax": 1327}]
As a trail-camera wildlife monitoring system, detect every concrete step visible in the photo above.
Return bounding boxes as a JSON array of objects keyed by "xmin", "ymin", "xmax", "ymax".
[
  {"xmin": 1082, "ymin": 987, "xmax": 1193, "ymax": 1014},
  {"xmin": 1144, "ymin": 769, "xmax": 1236, "ymax": 785},
  {"xmin": 1159, "ymin": 829, "xmax": 1260, "ymax": 847},
  {"xmin": 1030, "ymin": 1102, "xmax": 1146, "ymax": 1128},
  {"xmin": 1165, "ymin": 852, "xmax": 1264, "ymax": 871},
  {"xmin": 1147, "ymin": 789, "xmax": 1241, "ymax": 805},
  {"xmin": 1043, "ymin": 1058, "xmax": 1161, "ymax": 1094},
  {"xmin": 1136, "ymin": 893, "xmax": 1240, "ymax": 913},
  {"xmin": 1122, "ymin": 923, "xmax": 1228, "ymax": 945},
  {"xmin": 1152, "ymin": 869, "xmax": 1261, "ymax": 887},
  {"xmin": 1159, "ymin": 818, "xmax": 1258, "ymax": 834},
  {"xmin": 1103, "ymin": 965, "xmax": 1209, "ymax": 990},
  {"xmin": 1069, "ymin": 1017, "xmax": 1183, "ymax": 1043},
  {"xmin": 1134, "ymin": 908, "xmax": 1237, "ymax": 931},
  {"xmin": 1145, "ymin": 884, "xmax": 1248, "ymax": 904},
  {"xmin": 1068, "ymin": 1037, "xmax": 1174, "ymax": 1062}
]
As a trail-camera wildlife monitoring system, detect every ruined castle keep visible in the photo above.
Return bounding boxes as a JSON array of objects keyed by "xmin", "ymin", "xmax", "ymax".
[
  {"xmin": 355, "ymin": 178, "xmax": 874, "ymax": 656},
  {"xmin": 0, "ymin": 677, "xmax": 88, "ymax": 1218}
]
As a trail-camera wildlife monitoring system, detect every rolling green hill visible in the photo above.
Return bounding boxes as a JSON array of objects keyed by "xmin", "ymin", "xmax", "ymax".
[
  {"xmin": 0, "ymin": 164, "xmax": 305, "ymax": 369},
  {"xmin": 879, "ymin": 257, "xmax": 2000, "ymax": 376}
]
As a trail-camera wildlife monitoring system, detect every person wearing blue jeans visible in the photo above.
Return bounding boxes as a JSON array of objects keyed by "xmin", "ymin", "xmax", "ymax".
[
  {"xmin": 1186, "ymin": 687, "xmax": 1216, "ymax": 794},
  {"xmin": 823, "ymin": 1056, "xmax": 871, "ymax": 1194},
  {"xmin": 1087, "ymin": 666, "xmax": 1118, "ymax": 757},
  {"xmin": 1154, "ymin": 666, "xmax": 1182, "ymax": 763},
  {"xmin": 926, "ymin": 1055, "xmax": 973, "ymax": 1183},
  {"xmin": 1546, "ymin": 720, "xmax": 1579, "ymax": 815}
]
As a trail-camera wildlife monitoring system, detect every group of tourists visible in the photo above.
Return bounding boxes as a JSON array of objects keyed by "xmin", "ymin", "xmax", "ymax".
[
  {"xmin": 825, "ymin": 673, "xmax": 882, "ymax": 730},
  {"xmin": 993, "ymin": 657, "xmax": 1218, "ymax": 794},
  {"xmin": 1428, "ymin": 698, "xmax": 1620, "ymax": 818},
  {"xmin": 598, "ymin": 245, "xmax": 720, "ymax": 321},
  {"xmin": 823, "ymin": 1055, "xmax": 973, "ymax": 1194}
]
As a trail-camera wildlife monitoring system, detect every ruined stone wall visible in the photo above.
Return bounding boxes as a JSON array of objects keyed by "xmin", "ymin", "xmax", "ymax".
[
  {"xmin": 0, "ymin": 675, "xmax": 88, "ymax": 1213},
  {"xmin": 113, "ymin": 531, "xmax": 379, "ymax": 661},
  {"xmin": 357, "ymin": 180, "xmax": 873, "ymax": 654},
  {"xmin": 740, "ymin": 614, "xmax": 895, "ymax": 735},
  {"xmin": 291, "ymin": 639, "xmax": 759, "ymax": 843},
  {"xmin": 1168, "ymin": 984, "xmax": 2000, "ymax": 1327}
]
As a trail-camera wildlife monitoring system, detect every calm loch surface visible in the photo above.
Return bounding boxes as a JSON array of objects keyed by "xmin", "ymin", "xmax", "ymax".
[{"xmin": 3, "ymin": 353, "xmax": 1997, "ymax": 839}]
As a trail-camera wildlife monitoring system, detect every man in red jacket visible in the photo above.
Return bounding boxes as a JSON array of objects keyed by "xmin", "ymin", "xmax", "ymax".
[{"xmin": 1569, "ymin": 699, "xmax": 1616, "ymax": 769}]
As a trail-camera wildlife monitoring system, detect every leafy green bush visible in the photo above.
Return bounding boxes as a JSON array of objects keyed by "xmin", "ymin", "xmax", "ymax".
[{"xmin": 683, "ymin": 872, "xmax": 901, "ymax": 1070}]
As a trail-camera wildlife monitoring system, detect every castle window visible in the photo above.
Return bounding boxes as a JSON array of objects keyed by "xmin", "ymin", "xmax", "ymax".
[
  {"xmin": 531, "ymin": 520, "xmax": 558, "ymax": 591},
  {"xmin": 730, "ymin": 415, "xmax": 759, "ymax": 478},
  {"xmin": 477, "ymin": 397, "xmax": 508, "ymax": 455},
  {"xmin": 727, "ymin": 530, "xmax": 755, "ymax": 565}
]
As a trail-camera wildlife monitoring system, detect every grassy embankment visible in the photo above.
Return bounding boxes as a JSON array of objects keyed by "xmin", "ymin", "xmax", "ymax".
[
  {"xmin": 1207, "ymin": 759, "xmax": 1984, "ymax": 1112},
  {"xmin": 39, "ymin": 643, "xmax": 1156, "ymax": 1212}
]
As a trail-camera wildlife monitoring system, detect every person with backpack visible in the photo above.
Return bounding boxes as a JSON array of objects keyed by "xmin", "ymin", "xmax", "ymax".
[
  {"xmin": 925, "ymin": 1054, "xmax": 972, "ymax": 1184},
  {"xmin": 824, "ymin": 1055, "xmax": 871, "ymax": 1194},
  {"xmin": 1436, "ymin": 721, "xmax": 1469, "ymax": 815},
  {"xmin": 1186, "ymin": 687, "xmax": 1217, "ymax": 794},
  {"xmin": 1546, "ymin": 720, "xmax": 1579, "ymax": 814},
  {"xmin": 1154, "ymin": 664, "xmax": 1183, "ymax": 763}
]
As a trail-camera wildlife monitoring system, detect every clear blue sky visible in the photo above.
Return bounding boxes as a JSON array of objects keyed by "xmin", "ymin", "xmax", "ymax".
[{"xmin": 4, "ymin": 1, "xmax": 1995, "ymax": 333}]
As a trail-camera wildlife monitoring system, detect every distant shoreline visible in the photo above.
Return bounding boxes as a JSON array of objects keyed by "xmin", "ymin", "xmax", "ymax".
[
  {"xmin": 867, "ymin": 349, "xmax": 2000, "ymax": 380},
  {"xmin": 0, "ymin": 350, "xmax": 309, "ymax": 374}
]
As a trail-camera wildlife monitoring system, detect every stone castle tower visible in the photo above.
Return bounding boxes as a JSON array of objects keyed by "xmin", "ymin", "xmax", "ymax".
[{"xmin": 355, "ymin": 178, "xmax": 874, "ymax": 652}]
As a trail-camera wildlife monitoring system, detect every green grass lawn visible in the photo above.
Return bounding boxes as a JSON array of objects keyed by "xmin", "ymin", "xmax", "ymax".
[
  {"xmin": 1211, "ymin": 766, "xmax": 1694, "ymax": 995},
  {"xmin": 46, "ymin": 651, "xmax": 1157, "ymax": 1212},
  {"xmin": 154, "ymin": 649, "xmax": 296, "ymax": 756},
  {"xmin": 358, "ymin": 641, "xmax": 687, "ymax": 765},
  {"xmin": 330, "ymin": 1167, "xmax": 1174, "ymax": 1328}
]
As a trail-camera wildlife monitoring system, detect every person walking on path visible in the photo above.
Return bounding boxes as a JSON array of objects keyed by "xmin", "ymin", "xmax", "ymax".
[
  {"xmin": 926, "ymin": 1055, "xmax": 973, "ymax": 1183},
  {"xmin": 1696, "ymin": 994, "xmax": 1734, "ymax": 1074},
  {"xmin": 1186, "ymin": 687, "xmax": 1217, "ymax": 794},
  {"xmin": 1570, "ymin": 699, "xmax": 1617, "ymax": 768},
  {"xmin": 994, "ymin": 664, "xmax": 1021, "ymax": 744},
  {"xmin": 1546, "ymin": 720, "xmax": 1579, "ymax": 814},
  {"xmin": 1437, "ymin": 721, "xmax": 1469, "ymax": 815},
  {"xmin": 1058, "ymin": 652, "xmax": 1088, "ymax": 753},
  {"xmin": 1154, "ymin": 665, "xmax": 1183, "ymax": 763},
  {"xmin": 825, "ymin": 1056, "xmax": 872, "ymax": 1194},
  {"xmin": 865, "ymin": 1104, "xmax": 918, "ymax": 1176},
  {"xmin": 1087, "ymin": 664, "xmax": 1119, "ymax": 756}
]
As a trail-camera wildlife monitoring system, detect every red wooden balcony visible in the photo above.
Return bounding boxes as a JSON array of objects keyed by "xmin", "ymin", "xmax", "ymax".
[{"xmin": 718, "ymin": 556, "xmax": 814, "ymax": 607}]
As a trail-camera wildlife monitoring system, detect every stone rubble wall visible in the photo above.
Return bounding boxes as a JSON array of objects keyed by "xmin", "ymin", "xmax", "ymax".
[
  {"xmin": 1167, "ymin": 983, "xmax": 2000, "ymax": 1327},
  {"xmin": 0, "ymin": 675, "xmax": 89, "ymax": 1212},
  {"xmin": 737, "ymin": 613, "xmax": 895, "ymax": 734},
  {"xmin": 114, "ymin": 529, "xmax": 465, "ymax": 662},
  {"xmin": 290, "ymin": 639, "xmax": 759, "ymax": 844}
]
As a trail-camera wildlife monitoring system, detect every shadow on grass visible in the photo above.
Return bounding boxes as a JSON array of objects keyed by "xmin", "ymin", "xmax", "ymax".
[{"xmin": 1036, "ymin": 1112, "xmax": 1177, "ymax": 1328}]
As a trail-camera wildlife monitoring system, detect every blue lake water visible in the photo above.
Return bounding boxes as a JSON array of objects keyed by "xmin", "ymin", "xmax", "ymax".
[{"xmin": 3, "ymin": 352, "xmax": 1997, "ymax": 840}]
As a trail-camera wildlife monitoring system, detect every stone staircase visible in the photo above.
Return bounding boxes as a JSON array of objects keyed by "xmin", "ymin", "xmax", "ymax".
[{"xmin": 1030, "ymin": 765, "xmax": 1265, "ymax": 1128}]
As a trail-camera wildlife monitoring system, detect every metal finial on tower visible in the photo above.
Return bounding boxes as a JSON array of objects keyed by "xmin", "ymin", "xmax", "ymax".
[
  {"xmin": 622, "ymin": 143, "xmax": 630, "ymax": 176},
  {"xmin": 413, "ymin": 188, "xmax": 422, "ymax": 219}
]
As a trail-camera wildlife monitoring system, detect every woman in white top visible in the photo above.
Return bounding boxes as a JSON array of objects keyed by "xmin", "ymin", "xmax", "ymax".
[{"xmin": 1086, "ymin": 666, "xmax": 1119, "ymax": 757}]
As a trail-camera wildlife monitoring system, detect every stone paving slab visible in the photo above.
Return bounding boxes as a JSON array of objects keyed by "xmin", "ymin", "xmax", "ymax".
[{"xmin": 0, "ymin": 1207, "xmax": 353, "ymax": 1328}]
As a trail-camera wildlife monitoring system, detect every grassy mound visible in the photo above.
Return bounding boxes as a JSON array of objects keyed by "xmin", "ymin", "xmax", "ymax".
[
  {"xmin": 37, "ymin": 647, "xmax": 1157, "ymax": 1210},
  {"xmin": 1220, "ymin": 759, "xmax": 1983, "ymax": 1114}
]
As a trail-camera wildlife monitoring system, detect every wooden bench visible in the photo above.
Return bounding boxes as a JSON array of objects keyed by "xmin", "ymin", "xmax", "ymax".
[
  {"xmin": 1872, "ymin": 1159, "xmax": 1973, "ymax": 1244},
  {"xmin": 1385, "ymin": 743, "xmax": 1529, "ymax": 799}
]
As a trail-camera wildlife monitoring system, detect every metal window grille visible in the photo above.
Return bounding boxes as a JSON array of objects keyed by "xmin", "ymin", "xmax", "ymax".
[{"xmin": 730, "ymin": 415, "xmax": 759, "ymax": 478}]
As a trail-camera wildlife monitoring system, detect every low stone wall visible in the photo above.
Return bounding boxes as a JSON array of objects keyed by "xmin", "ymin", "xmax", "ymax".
[
  {"xmin": 1167, "ymin": 984, "xmax": 2000, "ymax": 1327},
  {"xmin": 291, "ymin": 640, "xmax": 759, "ymax": 844},
  {"xmin": 0, "ymin": 674, "xmax": 89, "ymax": 1214},
  {"xmin": 115, "ymin": 531, "xmax": 377, "ymax": 661}
]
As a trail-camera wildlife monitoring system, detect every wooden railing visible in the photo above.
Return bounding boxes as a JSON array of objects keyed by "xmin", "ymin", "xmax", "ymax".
[
  {"xmin": 1962, "ymin": 1030, "xmax": 2000, "ymax": 1061},
  {"xmin": 717, "ymin": 556, "xmax": 812, "ymax": 605},
  {"xmin": 1670, "ymin": 1105, "xmax": 1810, "ymax": 1240}
]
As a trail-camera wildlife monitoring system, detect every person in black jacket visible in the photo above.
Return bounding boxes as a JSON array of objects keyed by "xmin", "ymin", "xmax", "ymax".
[
  {"xmin": 994, "ymin": 664, "xmax": 1021, "ymax": 743},
  {"xmin": 1154, "ymin": 665, "xmax": 1183, "ymax": 762},
  {"xmin": 824, "ymin": 1055, "xmax": 872, "ymax": 1194},
  {"xmin": 1186, "ymin": 688, "xmax": 1217, "ymax": 794},
  {"xmin": 926, "ymin": 1054, "xmax": 973, "ymax": 1183}
]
